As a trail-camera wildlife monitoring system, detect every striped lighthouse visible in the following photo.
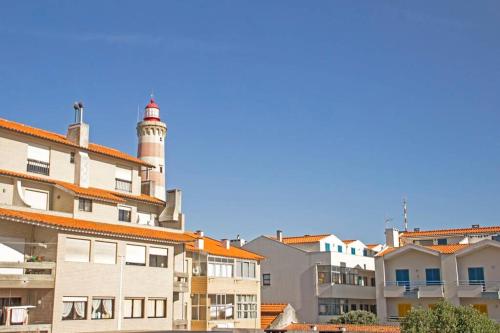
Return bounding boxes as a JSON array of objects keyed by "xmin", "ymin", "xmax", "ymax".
[{"xmin": 137, "ymin": 98, "xmax": 167, "ymax": 201}]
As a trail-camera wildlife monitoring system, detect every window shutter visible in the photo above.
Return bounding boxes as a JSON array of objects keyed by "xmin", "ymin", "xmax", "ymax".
[
  {"xmin": 65, "ymin": 238, "xmax": 90, "ymax": 262},
  {"xmin": 137, "ymin": 212, "xmax": 151, "ymax": 225},
  {"xmin": 94, "ymin": 241, "xmax": 117, "ymax": 264},
  {"xmin": 126, "ymin": 245, "xmax": 146, "ymax": 265},
  {"xmin": 27, "ymin": 144, "xmax": 50, "ymax": 163},
  {"xmin": 149, "ymin": 247, "xmax": 168, "ymax": 256},
  {"xmin": 116, "ymin": 166, "xmax": 132, "ymax": 181},
  {"xmin": 24, "ymin": 189, "xmax": 48, "ymax": 210}
]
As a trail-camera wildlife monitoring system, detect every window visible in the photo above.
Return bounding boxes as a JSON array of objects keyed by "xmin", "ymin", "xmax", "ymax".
[
  {"xmin": 62, "ymin": 297, "xmax": 87, "ymax": 320},
  {"xmin": 209, "ymin": 294, "xmax": 234, "ymax": 320},
  {"xmin": 363, "ymin": 249, "xmax": 368, "ymax": 256},
  {"xmin": 235, "ymin": 260, "xmax": 256, "ymax": 279},
  {"xmin": 126, "ymin": 244, "xmax": 146, "ymax": 266},
  {"xmin": 91, "ymin": 298, "xmax": 114, "ymax": 319},
  {"xmin": 137, "ymin": 212, "xmax": 152, "ymax": 225},
  {"xmin": 337, "ymin": 245, "xmax": 343, "ymax": 253},
  {"xmin": 473, "ymin": 304, "xmax": 488, "ymax": 315},
  {"xmin": 159, "ymin": 165, "xmax": 163, "ymax": 173},
  {"xmin": 396, "ymin": 269, "xmax": 410, "ymax": 290},
  {"xmin": 317, "ymin": 265, "xmax": 331, "ymax": 285},
  {"xmin": 468, "ymin": 267, "xmax": 485, "ymax": 285},
  {"xmin": 318, "ymin": 298, "xmax": 349, "ymax": 316},
  {"xmin": 119, "ymin": 206, "xmax": 132, "ymax": 222},
  {"xmin": 24, "ymin": 189, "xmax": 48, "ymax": 210},
  {"xmin": 124, "ymin": 298, "xmax": 144, "ymax": 318},
  {"xmin": 149, "ymin": 247, "xmax": 168, "ymax": 268},
  {"xmin": 208, "ymin": 256, "xmax": 234, "ymax": 278},
  {"xmin": 192, "ymin": 294, "xmax": 207, "ymax": 320},
  {"xmin": 237, "ymin": 295, "xmax": 257, "ymax": 319},
  {"xmin": 325, "ymin": 243, "xmax": 331, "ymax": 252},
  {"xmin": 70, "ymin": 152, "xmax": 75, "ymax": 164},
  {"xmin": 371, "ymin": 277, "xmax": 376, "ymax": 287},
  {"xmin": 147, "ymin": 298, "xmax": 167, "ymax": 318},
  {"xmin": 351, "ymin": 248, "xmax": 356, "ymax": 255},
  {"xmin": 351, "ymin": 304, "xmax": 357, "ymax": 311},
  {"xmin": 437, "ymin": 238, "xmax": 448, "ymax": 245},
  {"xmin": 425, "ymin": 268, "xmax": 441, "ymax": 285},
  {"xmin": 78, "ymin": 198, "xmax": 92, "ymax": 212},
  {"xmin": 263, "ymin": 273, "xmax": 271, "ymax": 286},
  {"xmin": 94, "ymin": 241, "xmax": 116, "ymax": 264},
  {"xmin": 27, "ymin": 144, "xmax": 50, "ymax": 175},
  {"xmin": 115, "ymin": 166, "xmax": 132, "ymax": 192},
  {"xmin": 64, "ymin": 238, "xmax": 90, "ymax": 262}
]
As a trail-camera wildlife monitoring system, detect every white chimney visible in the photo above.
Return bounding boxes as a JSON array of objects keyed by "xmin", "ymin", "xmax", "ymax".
[
  {"xmin": 221, "ymin": 239, "xmax": 230, "ymax": 250},
  {"xmin": 385, "ymin": 228, "xmax": 400, "ymax": 248},
  {"xmin": 195, "ymin": 230, "xmax": 204, "ymax": 238},
  {"xmin": 277, "ymin": 230, "xmax": 283, "ymax": 242},
  {"xmin": 194, "ymin": 230, "xmax": 204, "ymax": 250}
]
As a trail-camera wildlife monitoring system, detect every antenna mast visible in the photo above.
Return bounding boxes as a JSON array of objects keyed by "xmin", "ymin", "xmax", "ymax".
[{"xmin": 403, "ymin": 198, "xmax": 408, "ymax": 231}]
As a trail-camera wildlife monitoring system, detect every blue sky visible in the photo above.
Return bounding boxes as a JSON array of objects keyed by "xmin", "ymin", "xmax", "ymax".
[{"xmin": 1, "ymin": 1, "xmax": 499, "ymax": 243}]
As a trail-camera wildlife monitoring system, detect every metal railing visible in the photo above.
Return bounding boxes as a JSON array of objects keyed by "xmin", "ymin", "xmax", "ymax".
[
  {"xmin": 385, "ymin": 280, "xmax": 444, "ymax": 291},
  {"xmin": 115, "ymin": 178, "xmax": 132, "ymax": 192},
  {"xmin": 26, "ymin": 159, "xmax": 49, "ymax": 176},
  {"xmin": 458, "ymin": 280, "xmax": 500, "ymax": 291}
]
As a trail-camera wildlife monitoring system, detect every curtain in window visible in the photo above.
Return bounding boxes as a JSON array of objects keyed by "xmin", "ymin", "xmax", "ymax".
[
  {"xmin": 74, "ymin": 302, "xmax": 86, "ymax": 318},
  {"xmin": 123, "ymin": 300, "xmax": 132, "ymax": 317},
  {"xmin": 132, "ymin": 300, "xmax": 142, "ymax": 318},
  {"xmin": 62, "ymin": 302, "xmax": 73, "ymax": 319},
  {"xmin": 103, "ymin": 299, "xmax": 113, "ymax": 317},
  {"xmin": 92, "ymin": 299, "xmax": 100, "ymax": 318}
]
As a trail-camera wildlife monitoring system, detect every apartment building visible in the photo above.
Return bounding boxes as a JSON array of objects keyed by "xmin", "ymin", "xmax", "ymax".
[
  {"xmin": 243, "ymin": 231, "xmax": 384, "ymax": 323},
  {"xmin": 187, "ymin": 233, "xmax": 263, "ymax": 330},
  {"xmin": 376, "ymin": 226, "xmax": 500, "ymax": 323},
  {"xmin": 0, "ymin": 100, "xmax": 263, "ymax": 332}
]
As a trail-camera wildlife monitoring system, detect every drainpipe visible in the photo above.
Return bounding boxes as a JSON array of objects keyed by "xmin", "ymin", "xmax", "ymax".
[{"xmin": 117, "ymin": 254, "xmax": 125, "ymax": 331}]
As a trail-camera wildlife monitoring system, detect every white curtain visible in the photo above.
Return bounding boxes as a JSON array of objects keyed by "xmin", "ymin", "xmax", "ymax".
[
  {"xmin": 102, "ymin": 299, "xmax": 113, "ymax": 318},
  {"xmin": 62, "ymin": 302, "xmax": 73, "ymax": 319},
  {"xmin": 92, "ymin": 299, "xmax": 100, "ymax": 319},
  {"xmin": 10, "ymin": 308, "xmax": 27, "ymax": 324},
  {"xmin": 74, "ymin": 302, "xmax": 86, "ymax": 319}
]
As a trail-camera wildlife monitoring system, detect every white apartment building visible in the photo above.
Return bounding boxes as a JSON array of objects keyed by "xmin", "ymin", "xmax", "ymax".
[
  {"xmin": 243, "ymin": 231, "xmax": 384, "ymax": 323},
  {"xmin": 376, "ymin": 225, "xmax": 500, "ymax": 323},
  {"xmin": 0, "ymin": 99, "xmax": 262, "ymax": 332}
]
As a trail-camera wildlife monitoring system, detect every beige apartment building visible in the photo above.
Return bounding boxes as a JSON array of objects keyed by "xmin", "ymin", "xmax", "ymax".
[
  {"xmin": 0, "ymin": 100, "xmax": 262, "ymax": 332},
  {"xmin": 376, "ymin": 225, "xmax": 500, "ymax": 323},
  {"xmin": 244, "ymin": 231, "xmax": 384, "ymax": 323}
]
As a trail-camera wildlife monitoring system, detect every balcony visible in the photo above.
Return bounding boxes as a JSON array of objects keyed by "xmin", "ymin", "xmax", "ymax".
[
  {"xmin": 0, "ymin": 305, "xmax": 51, "ymax": 333},
  {"xmin": 384, "ymin": 281, "xmax": 444, "ymax": 298},
  {"xmin": 26, "ymin": 159, "xmax": 49, "ymax": 176},
  {"xmin": 173, "ymin": 280, "xmax": 189, "ymax": 293},
  {"xmin": 457, "ymin": 281, "xmax": 500, "ymax": 299},
  {"xmin": 318, "ymin": 283, "xmax": 376, "ymax": 299},
  {"xmin": 115, "ymin": 178, "xmax": 132, "ymax": 192},
  {"xmin": 0, "ymin": 261, "xmax": 56, "ymax": 288}
]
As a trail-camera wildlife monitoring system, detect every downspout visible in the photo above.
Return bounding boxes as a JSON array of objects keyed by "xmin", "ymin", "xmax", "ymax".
[{"xmin": 117, "ymin": 254, "xmax": 124, "ymax": 331}]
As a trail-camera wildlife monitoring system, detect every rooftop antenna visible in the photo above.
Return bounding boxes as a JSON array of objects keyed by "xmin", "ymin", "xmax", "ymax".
[{"xmin": 403, "ymin": 197, "xmax": 408, "ymax": 232}]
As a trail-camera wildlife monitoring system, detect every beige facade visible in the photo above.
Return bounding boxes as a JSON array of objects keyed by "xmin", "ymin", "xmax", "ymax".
[
  {"xmin": 0, "ymin": 109, "xmax": 262, "ymax": 332},
  {"xmin": 376, "ymin": 240, "xmax": 500, "ymax": 323}
]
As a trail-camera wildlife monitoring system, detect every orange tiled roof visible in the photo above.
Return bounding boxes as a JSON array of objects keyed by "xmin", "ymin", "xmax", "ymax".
[
  {"xmin": 186, "ymin": 236, "xmax": 264, "ymax": 260},
  {"xmin": 343, "ymin": 239, "xmax": 356, "ymax": 244},
  {"xmin": 401, "ymin": 226, "xmax": 500, "ymax": 238},
  {"xmin": 0, "ymin": 207, "xmax": 193, "ymax": 243},
  {"xmin": 261, "ymin": 303, "xmax": 287, "ymax": 329},
  {"xmin": 367, "ymin": 244, "xmax": 382, "ymax": 249},
  {"xmin": 284, "ymin": 323, "xmax": 400, "ymax": 333},
  {"xmin": 0, "ymin": 168, "xmax": 164, "ymax": 205},
  {"xmin": 280, "ymin": 234, "xmax": 331, "ymax": 244},
  {"xmin": 0, "ymin": 118, "xmax": 153, "ymax": 167},
  {"xmin": 376, "ymin": 244, "xmax": 470, "ymax": 257}
]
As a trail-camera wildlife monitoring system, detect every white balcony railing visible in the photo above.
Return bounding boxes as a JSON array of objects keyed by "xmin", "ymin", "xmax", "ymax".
[
  {"xmin": 115, "ymin": 178, "xmax": 132, "ymax": 192},
  {"xmin": 26, "ymin": 159, "xmax": 49, "ymax": 176},
  {"xmin": 384, "ymin": 281, "xmax": 444, "ymax": 298}
]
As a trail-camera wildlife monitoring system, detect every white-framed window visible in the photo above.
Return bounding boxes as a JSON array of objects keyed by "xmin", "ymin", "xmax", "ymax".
[
  {"xmin": 78, "ymin": 198, "xmax": 92, "ymax": 212},
  {"xmin": 209, "ymin": 294, "xmax": 234, "ymax": 320},
  {"xmin": 115, "ymin": 166, "xmax": 132, "ymax": 192},
  {"xmin": 27, "ymin": 144, "xmax": 50, "ymax": 175},
  {"xmin": 91, "ymin": 297, "xmax": 114, "ymax": 319},
  {"xmin": 62, "ymin": 296, "xmax": 87, "ymax": 320},
  {"xmin": 118, "ymin": 206, "xmax": 132, "ymax": 222},
  {"xmin": 126, "ymin": 244, "xmax": 146, "ymax": 266},
  {"xmin": 64, "ymin": 238, "xmax": 90, "ymax": 263},
  {"xmin": 149, "ymin": 247, "xmax": 168, "ymax": 268},
  {"xmin": 208, "ymin": 256, "xmax": 234, "ymax": 278},
  {"xmin": 235, "ymin": 260, "xmax": 256, "ymax": 279},
  {"xmin": 237, "ymin": 295, "xmax": 257, "ymax": 319},
  {"xmin": 147, "ymin": 298, "xmax": 167, "ymax": 318},
  {"xmin": 137, "ymin": 211, "xmax": 152, "ymax": 225},
  {"xmin": 123, "ymin": 298, "xmax": 144, "ymax": 319},
  {"xmin": 24, "ymin": 189, "xmax": 48, "ymax": 210},
  {"xmin": 94, "ymin": 241, "xmax": 117, "ymax": 265}
]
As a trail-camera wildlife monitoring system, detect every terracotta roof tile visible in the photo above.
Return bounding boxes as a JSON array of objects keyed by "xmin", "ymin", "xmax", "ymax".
[
  {"xmin": 343, "ymin": 239, "xmax": 357, "ymax": 244},
  {"xmin": 186, "ymin": 236, "xmax": 264, "ymax": 260},
  {"xmin": 376, "ymin": 244, "xmax": 470, "ymax": 257},
  {"xmin": 0, "ymin": 207, "xmax": 192, "ymax": 243},
  {"xmin": 367, "ymin": 244, "xmax": 382, "ymax": 249},
  {"xmin": 0, "ymin": 168, "xmax": 163, "ymax": 205},
  {"xmin": 261, "ymin": 303, "xmax": 288, "ymax": 329},
  {"xmin": 279, "ymin": 234, "xmax": 331, "ymax": 244},
  {"xmin": 401, "ymin": 226, "xmax": 500, "ymax": 238},
  {"xmin": 284, "ymin": 323, "xmax": 400, "ymax": 333},
  {"xmin": 0, "ymin": 117, "xmax": 153, "ymax": 167}
]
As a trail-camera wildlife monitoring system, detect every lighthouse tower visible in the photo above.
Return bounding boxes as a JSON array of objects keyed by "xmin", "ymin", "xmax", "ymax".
[{"xmin": 137, "ymin": 98, "xmax": 167, "ymax": 201}]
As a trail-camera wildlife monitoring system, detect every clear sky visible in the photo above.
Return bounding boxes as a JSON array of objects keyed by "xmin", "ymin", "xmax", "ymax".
[{"xmin": 1, "ymin": 1, "xmax": 499, "ymax": 243}]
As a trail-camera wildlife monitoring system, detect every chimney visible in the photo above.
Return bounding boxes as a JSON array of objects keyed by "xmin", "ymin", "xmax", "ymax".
[
  {"xmin": 385, "ymin": 228, "xmax": 400, "ymax": 247},
  {"xmin": 195, "ymin": 230, "xmax": 204, "ymax": 238},
  {"xmin": 194, "ymin": 230, "xmax": 204, "ymax": 250},
  {"xmin": 472, "ymin": 224, "xmax": 480, "ymax": 229},
  {"xmin": 221, "ymin": 239, "xmax": 230, "ymax": 250},
  {"xmin": 414, "ymin": 227, "xmax": 420, "ymax": 232},
  {"xmin": 277, "ymin": 230, "xmax": 283, "ymax": 242},
  {"xmin": 67, "ymin": 102, "xmax": 89, "ymax": 148}
]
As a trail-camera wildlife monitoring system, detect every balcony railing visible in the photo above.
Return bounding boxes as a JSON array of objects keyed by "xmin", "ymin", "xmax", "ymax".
[
  {"xmin": 115, "ymin": 178, "xmax": 132, "ymax": 192},
  {"xmin": 384, "ymin": 281, "xmax": 444, "ymax": 298},
  {"xmin": 26, "ymin": 159, "xmax": 49, "ymax": 176},
  {"xmin": 457, "ymin": 280, "xmax": 500, "ymax": 299},
  {"xmin": 0, "ymin": 261, "xmax": 56, "ymax": 288}
]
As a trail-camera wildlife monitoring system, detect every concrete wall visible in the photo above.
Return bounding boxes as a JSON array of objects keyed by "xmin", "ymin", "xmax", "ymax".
[{"xmin": 384, "ymin": 249, "xmax": 441, "ymax": 283}]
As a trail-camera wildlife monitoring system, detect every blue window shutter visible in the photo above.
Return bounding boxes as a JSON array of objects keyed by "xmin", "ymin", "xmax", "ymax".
[{"xmin": 325, "ymin": 243, "xmax": 331, "ymax": 252}]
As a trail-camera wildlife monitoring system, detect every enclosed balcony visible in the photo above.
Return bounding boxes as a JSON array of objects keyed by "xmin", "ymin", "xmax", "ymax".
[{"xmin": 0, "ymin": 261, "xmax": 56, "ymax": 289}]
